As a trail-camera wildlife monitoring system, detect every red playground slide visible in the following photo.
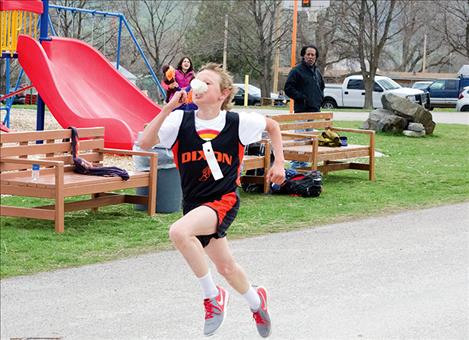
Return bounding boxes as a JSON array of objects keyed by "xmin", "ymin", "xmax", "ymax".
[{"xmin": 17, "ymin": 35, "xmax": 161, "ymax": 149}]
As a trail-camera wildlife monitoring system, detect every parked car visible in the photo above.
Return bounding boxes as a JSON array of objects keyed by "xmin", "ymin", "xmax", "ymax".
[
  {"xmin": 13, "ymin": 96, "xmax": 25, "ymax": 105},
  {"xmin": 233, "ymin": 87, "xmax": 261, "ymax": 106},
  {"xmin": 412, "ymin": 81, "xmax": 433, "ymax": 90},
  {"xmin": 0, "ymin": 88, "xmax": 26, "ymax": 105},
  {"xmin": 427, "ymin": 76, "xmax": 469, "ymax": 108},
  {"xmin": 233, "ymin": 83, "xmax": 288, "ymax": 106},
  {"xmin": 456, "ymin": 86, "xmax": 469, "ymax": 111},
  {"xmin": 322, "ymin": 75, "xmax": 430, "ymax": 109}
]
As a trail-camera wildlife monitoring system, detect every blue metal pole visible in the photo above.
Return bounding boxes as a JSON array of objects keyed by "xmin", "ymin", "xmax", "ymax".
[
  {"xmin": 3, "ymin": 56, "xmax": 11, "ymax": 127},
  {"xmin": 121, "ymin": 16, "xmax": 165, "ymax": 100},
  {"xmin": 13, "ymin": 69, "xmax": 25, "ymax": 91},
  {"xmin": 49, "ymin": 5, "xmax": 122, "ymax": 18},
  {"xmin": 37, "ymin": 0, "xmax": 51, "ymax": 132},
  {"xmin": 9, "ymin": 69, "xmax": 26, "ymax": 120},
  {"xmin": 48, "ymin": 14, "xmax": 57, "ymax": 36},
  {"xmin": 3, "ymin": 67, "xmax": 26, "ymax": 128},
  {"xmin": 116, "ymin": 16, "xmax": 123, "ymax": 70},
  {"xmin": 5, "ymin": 57, "xmax": 10, "ymax": 105}
]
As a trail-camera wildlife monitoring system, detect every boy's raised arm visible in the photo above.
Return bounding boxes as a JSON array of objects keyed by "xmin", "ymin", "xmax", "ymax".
[{"xmin": 138, "ymin": 91, "xmax": 186, "ymax": 150}]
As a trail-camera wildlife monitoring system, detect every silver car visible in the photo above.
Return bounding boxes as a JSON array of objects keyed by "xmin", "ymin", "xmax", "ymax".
[
  {"xmin": 412, "ymin": 81, "xmax": 433, "ymax": 90},
  {"xmin": 456, "ymin": 87, "xmax": 469, "ymax": 111}
]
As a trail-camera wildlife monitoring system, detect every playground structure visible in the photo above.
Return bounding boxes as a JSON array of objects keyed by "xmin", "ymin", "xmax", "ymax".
[
  {"xmin": 0, "ymin": 0, "xmax": 41, "ymax": 53},
  {"xmin": 18, "ymin": 35, "xmax": 160, "ymax": 149},
  {"xmin": 0, "ymin": 0, "xmax": 43, "ymax": 131},
  {"xmin": 1, "ymin": 0, "xmax": 165, "ymax": 149}
]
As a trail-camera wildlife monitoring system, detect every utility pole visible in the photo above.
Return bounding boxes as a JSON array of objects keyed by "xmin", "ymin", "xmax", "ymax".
[
  {"xmin": 222, "ymin": 14, "xmax": 228, "ymax": 69},
  {"xmin": 422, "ymin": 33, "xmax": 427, "ymax": 73},
  {"xmin": 37, "ymin": 0, "xmax": 50, "ymax": 132},
  {"xmin": 272, "ymin": 3, "xmax": 281, "ymax": 94},
  {"xmin": 289, "ymin": 0, "xmax": 298, "ymax": 113}
]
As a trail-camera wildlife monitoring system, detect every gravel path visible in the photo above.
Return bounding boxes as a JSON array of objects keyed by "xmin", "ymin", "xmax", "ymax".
[{"xmin": 1, "ymin": 202, "xmax": 468, "ymax": 339}]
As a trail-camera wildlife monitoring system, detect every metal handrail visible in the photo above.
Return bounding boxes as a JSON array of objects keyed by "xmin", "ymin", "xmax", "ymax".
[{"xmin": 0, "ymin": 85, "xmax": 34, "ymax": 102}]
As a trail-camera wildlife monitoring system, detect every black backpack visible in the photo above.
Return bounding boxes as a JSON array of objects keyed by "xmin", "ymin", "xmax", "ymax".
[
  {"xmin": 241, "ymin": 142, "xmax": 274, "ymax": 193},
  {"xmin": 272, "ymin": 170, "xmax": 322, "ymax": 197}
]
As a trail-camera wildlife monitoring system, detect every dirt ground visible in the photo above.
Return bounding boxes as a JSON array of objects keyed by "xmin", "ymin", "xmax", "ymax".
[{"xmin": 5, "ymin": 108, "xmax": 136, "ymax": 170}]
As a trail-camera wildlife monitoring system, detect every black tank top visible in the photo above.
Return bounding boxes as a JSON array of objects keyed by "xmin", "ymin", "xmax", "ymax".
[{"xmin": 171, "ymin": 110, "xmax": 244, "ymax": 204}]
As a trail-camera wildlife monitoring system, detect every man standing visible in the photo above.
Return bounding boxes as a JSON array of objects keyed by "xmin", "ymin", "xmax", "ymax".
[{"xmin": 284, "ymin": 45, "xmax": 325, "ymax": 113}]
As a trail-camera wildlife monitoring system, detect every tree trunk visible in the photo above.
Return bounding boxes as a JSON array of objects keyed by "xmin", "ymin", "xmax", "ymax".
[{"xmin": 363, "ymin": 73, "xmax": 374, "ymax": 109}]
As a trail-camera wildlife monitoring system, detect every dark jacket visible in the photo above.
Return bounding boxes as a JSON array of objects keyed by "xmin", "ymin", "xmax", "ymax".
[{"xmin": 284, "ymin": 61, "xmax": 325, "ymax": 113}]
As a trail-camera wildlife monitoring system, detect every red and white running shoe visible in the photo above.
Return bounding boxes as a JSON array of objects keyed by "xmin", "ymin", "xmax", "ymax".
[
  {"xmin": 203, "ymin": 285, "xmax": 229, "ymax": 336},
  {"xmin": 251, "ymin": 286, "xmax": 271, "ymax": 338}
]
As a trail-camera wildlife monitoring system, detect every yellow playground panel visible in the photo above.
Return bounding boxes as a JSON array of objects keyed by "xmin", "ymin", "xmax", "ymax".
[{"xmin": 0, "ymin": 0, "xmax": 43, "ymax": 54}]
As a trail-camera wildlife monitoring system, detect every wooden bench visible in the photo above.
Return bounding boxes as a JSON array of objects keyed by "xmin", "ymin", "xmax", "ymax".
[
  {"xmin": 240, "ymin": 140, "xmax": 271, "ymax": 193},
  {"xmin": 0, "ymin": 127, "xmax": 157, "ymax": 233},
  {"xmin": 270, "ymin": 112, "xmax": 375, "ymax": 181}
]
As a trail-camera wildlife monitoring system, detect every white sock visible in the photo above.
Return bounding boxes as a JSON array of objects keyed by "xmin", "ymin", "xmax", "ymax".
[
  {"xmin": 243, "ymin": 286, "xmax": 261, "ymax": 311},
  {"xmin": 198, "ymin": 271, "xmax": 218, "ymax": 299}
]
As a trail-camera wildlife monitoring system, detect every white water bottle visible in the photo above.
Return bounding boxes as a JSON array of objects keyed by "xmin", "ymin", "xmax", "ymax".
[{"xmin": 31, "ymin": 164, "xmax": 40, "ymax": 181}]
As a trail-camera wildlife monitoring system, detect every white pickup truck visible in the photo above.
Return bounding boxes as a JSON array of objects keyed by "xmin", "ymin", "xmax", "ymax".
[{"xmin": 322, "ymin": 75, "xmax": 430, "ymax": 109}]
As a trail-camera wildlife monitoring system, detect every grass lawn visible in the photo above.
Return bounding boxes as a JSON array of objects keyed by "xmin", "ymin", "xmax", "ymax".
[
  {"xmin": 1, "ymin": 122, "xmax": 468, "ymax": 278},
  {"xmin": 11, "ymin": 104, "xmax": 38, "ymax": 110}
]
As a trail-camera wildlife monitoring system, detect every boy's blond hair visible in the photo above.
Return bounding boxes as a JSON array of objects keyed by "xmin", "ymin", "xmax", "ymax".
[{"xmin": 199, "ymin": 63, "xmax": 236, "ymax": 110}]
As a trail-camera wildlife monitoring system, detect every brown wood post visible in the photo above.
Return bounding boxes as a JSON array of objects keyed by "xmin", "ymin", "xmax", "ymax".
[
  {"xmin": 312, "ymin": 138, "xmax": 319, "ymax": 171},
  {"xmin": 263, "ymin": 141, "xmax": 271, "ymax": 194},
  {"xmin": 91, "ymin": 193, "xmax": 100, "ymax": 212},
  {"xmin": 54, "ymin": 163, "xmax": 65, "ymax": 233},
  {"xmin": 147, "ymin": 153, "xmax": 157, "ymax": 216},
  {"xmin": 369, "ymin": 131, "xmax": 376, "ymax": 181}
]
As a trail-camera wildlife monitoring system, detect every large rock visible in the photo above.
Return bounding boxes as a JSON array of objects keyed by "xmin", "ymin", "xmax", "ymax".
[
  {"xmin": 407, "ymin": 122, "xmax": 425, "ymax": 132},
  {"xmin": 403, "ymin": 129, "xmax": 425, "ymax": 137},
  {"xmin": 362, "ymin": 108, "xmax": 408, "ymax": 133},
  {"xmin": 381, "ymin": 93, "xmax": 436, "ymax": 134}
]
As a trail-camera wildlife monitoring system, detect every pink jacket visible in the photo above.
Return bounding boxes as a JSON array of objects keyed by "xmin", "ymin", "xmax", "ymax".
[
  {"xmin": 161, "ymin": 70, "xmax": 195, "ymax": 102},
  {"xmin": 175, "ymin": 70, "xmax": 195, "ymax": 89}
]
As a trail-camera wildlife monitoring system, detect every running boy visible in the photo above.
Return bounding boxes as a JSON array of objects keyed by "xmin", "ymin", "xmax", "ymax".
[{"xmin": 139, "ymin": 63, "xmax": 285, "ymax": 338}]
